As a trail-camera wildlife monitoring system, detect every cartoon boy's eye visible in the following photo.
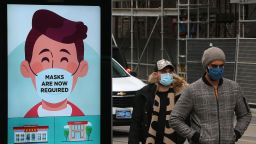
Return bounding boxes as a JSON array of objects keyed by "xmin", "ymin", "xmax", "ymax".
[
  {"xmin": 61, "ymin": 57, "xmax": 69, "ymax": 62},
  {"xmin": 41, "ymin": 57, "xmax": 49, "ymax": 62}
]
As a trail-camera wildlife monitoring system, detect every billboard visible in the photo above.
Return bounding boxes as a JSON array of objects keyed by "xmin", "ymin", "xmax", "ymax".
[{"xmin": 7, "ymin": 4, "xmax": 101, "ymax": 143}]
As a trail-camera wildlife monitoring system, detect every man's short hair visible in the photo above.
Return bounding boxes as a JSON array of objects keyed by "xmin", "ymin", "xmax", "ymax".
[{"xmin": 25, "ymin": 9, "xmax": 88, "ymax": 62}]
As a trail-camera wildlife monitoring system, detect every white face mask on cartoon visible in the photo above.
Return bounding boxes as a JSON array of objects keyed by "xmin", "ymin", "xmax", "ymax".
[{"xmin": 35, "ymin": 68, "xmax": 73, "ymax": 104}]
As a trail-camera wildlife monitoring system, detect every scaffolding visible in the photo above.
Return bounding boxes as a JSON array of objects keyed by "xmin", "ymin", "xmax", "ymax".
[
  {"xmin": 176, "ymin": 0, "xmax": 210, "ymax": 79},
  {"xmin": 112, "ymin": 0, "xmax": 178, "ymax": 80},
  {"xmin": 112, "ymin": 0, "xmax": 256, "ymax": 104},
  {"xmin": 234, "ymin": 0, "xmax": 256, "ymax": 105},
  {"xmin": 176, "ymin": 0, "xmax": 256, "ymax": 104}
]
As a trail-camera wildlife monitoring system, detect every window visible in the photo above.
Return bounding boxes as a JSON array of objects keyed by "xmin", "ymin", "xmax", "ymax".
[
  {"xmin": 15, "ymin": 134, "xmax": 19, "ymax": 142},
  {"xmin": 112, "ymin": 59, "xmax": 129, "ymax": 78},
  {"xmin": 26, "ymin": 134, "xmax": 30, "ymax": 141},
  {"xmin": 42, "ymin": 133, "xmax": 46, "ymax": 141},
  {"xmin": 81, "ymin": 131, "xmax": 84, "ymax": 138},
  {"xmin": 72, "ymin": 131, "xmax": 75, "ymax": 139},
  {"xmin": 38, "ymin": 133, "xmax": 41, "ymax": 141},
  {"xmin": 81, "ymin": 125, "xmax": 84, "ymax": 130},
  {"xmin": 32, "ymin": 133, "xmax": 36, "ymax": 141},
  {"xmin": 21, "ymin": 134, "xmax": 24, "ymax": 142}
]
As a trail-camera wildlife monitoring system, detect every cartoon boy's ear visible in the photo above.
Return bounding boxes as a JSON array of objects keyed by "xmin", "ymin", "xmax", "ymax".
[
  {"xmin": 76, "ymin": 60, "xmax": 88, "ymax": 77},
  {"xmin": 20, "ymin": 60, "xmax": 34, "ymax": 78}
]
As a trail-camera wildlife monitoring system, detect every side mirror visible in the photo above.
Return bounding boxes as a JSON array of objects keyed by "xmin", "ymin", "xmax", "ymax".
[{"xmin": 130, "ymin": 71, "xmax": 137, "ymax": 77}]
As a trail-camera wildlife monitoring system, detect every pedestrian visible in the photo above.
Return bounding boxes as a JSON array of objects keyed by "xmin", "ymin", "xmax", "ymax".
[
  {"xmin": 169, "ymin": 47, "xmax": 252, "ymax": 144},
  {"xmin": 128, "ymin": 59, "xmax": 189, "ymax": 144}
]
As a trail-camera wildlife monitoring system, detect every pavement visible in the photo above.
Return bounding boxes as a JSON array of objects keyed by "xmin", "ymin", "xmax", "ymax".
[
  {"xmin": 113, "ymin": 110, "xmax": 256, "ymax": 144},
  {"xmin": 237, "ymin": 112, "xmax": 256, "ymax": 144},
  {"xmin": 113, "ymin": 126, "xmax": 129, "ymax": 144}
]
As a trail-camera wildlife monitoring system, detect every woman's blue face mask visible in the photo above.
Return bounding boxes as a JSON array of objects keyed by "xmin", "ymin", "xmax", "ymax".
[
  {"xmin": 207, "ymin": 66, "xmax": 224, "ymax": 81},
  {"xmin": 160, "ymin": 73, "xmax": 173, "ymax": 86}
]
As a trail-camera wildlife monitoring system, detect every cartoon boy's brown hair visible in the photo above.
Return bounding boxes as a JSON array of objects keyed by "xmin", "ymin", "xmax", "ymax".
[{"xmin": 25, "ymin": 9, "xmax": 88, "ymax": 62}]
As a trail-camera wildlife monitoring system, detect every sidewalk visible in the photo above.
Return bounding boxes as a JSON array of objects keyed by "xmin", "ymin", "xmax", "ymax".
[{"xmin": 238, "ymin": 111, "xmax": 256, "ymax": 144}]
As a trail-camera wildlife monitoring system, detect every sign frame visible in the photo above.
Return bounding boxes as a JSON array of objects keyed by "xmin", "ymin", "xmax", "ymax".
[{"xmin": 1, "ymin": 0, "xmax": 112, "ymax": 143}]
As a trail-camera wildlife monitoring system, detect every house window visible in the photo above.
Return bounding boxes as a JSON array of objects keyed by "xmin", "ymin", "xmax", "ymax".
[
  {"xmin": 72, "ymin": 131, "xmax": 75, "ymax": 139},
  {"xmin": 21, "ymin": 134, "xmax": 25, "ymax": 142},
  {"xmin": 32, "ymin": 133, "xmax": 36, "ymax": 141},
  {"xmin": 15, "ymin": 134, "xmax": 19, "ymax": 142},
  {"xmin": 26, "ymin": 133, "xmax": 30, "ymax": 141},
  {"xmin": 81, "ymin": 131, "xmax": 84, "ymax": 138},
  {"xmin": 38, "ymin": 133, "xmax": 41, "ymax": 141},
  {"xmin": 42, "ymin": 133, "xmax": 46, "ymax": 141}
]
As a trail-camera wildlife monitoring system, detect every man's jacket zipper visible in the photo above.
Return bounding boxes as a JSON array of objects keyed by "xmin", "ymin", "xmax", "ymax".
[{"xmin": 214, "ymin": 87, "xmax": 221, "ymax": 144}]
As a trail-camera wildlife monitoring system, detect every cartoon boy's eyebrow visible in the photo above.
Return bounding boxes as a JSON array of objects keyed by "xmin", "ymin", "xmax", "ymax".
[
  {"xmin": 39, "ymin": 48, "xmax": 53, "ymax": 57},
  {"xmin": 60, "ymin": 49, "xmax": 71, "ymax": 55}
]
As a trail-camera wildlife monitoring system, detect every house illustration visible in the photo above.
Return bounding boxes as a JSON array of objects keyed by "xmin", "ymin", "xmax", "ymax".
[
  {"xmin": 67, "ymin": 121, "xmax": 88, "ymax": 141},
  {"xmin": 13, "ymin": 125, "xmax": 48, "ymax": 143}
]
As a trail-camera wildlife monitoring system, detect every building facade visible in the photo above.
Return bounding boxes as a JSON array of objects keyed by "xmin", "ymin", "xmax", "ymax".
[
  {"xmin": 13, "ymin": 125, "xmax": 48, "ymax": 143},
  {"xmin": 68, "ymin": 121, "xmax": 88, "ymax": 141}
]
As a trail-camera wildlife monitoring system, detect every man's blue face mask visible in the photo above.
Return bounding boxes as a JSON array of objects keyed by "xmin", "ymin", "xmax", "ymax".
[
  {"xmin": 207, "ymin": 66, "xmax": 224, "ymax": 81},
  {"xmin": 160, "ymin": 73, "xmax": 173, "ymax": 87}
]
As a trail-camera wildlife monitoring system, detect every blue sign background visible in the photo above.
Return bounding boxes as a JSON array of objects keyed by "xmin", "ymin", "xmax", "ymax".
[{"xmin": 7, "ymin": 5, "xmax": 101, "ymax": 144}]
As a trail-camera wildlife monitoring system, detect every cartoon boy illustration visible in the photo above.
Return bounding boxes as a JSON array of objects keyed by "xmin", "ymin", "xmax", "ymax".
[{"xmin": 20, "ymin": 9, "xmax": 88, "ymax": 117}]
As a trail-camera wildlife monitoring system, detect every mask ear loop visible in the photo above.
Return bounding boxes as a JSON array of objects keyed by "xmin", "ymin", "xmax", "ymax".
[
  {"xmin": 29, "ymin": 63, "xmax": 38, "ymax": 76},
  {"xmin": 206, "ymin": 66, "xmax": 210, "ymax": 72},
  {"xmin": 72, "ymin": 62, "xmax": 81, "ymax": 76}
]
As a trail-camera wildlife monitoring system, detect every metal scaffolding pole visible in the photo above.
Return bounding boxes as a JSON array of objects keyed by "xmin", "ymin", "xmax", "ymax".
[
  {"xmin": 177, "ymin": 0, "xmax": 180, "ymax": 74},
  {"xmin": 146, "ymin": 0, "xmax": 150, "ymax": 76},
  {"xmin": 197, "ymin": 0, "xmax": 200, "ymax": 38},
  {"xmin": 187, "ymin": 0, "xmax": 190, "ymax": 38},
  {"xmin": 207, "ymin": 0, "xmax": 210, "ymax": 37},
  {"xmin": 131, "ymin": 0, "xmax": 134, "ymax": 69},
  {"xmin": 242, "ymin": 3, "xmax": 245, "ymax": 38},
  {"xmin": 234, "ymin": 34, "xmax": 240, "ymax": 82},
  {"xmin": 134, "ymin": 16, "xmax": 160, "ymax": 71},
  {"xmin": 112, "ymin": 8, "xmax": 178, "ymax": 16},
  {"xmin": 112, "ymin": 34, "xmax": 118, "ymax": 47},
  {"xmin": 238, "ymin": 3, "xmax": 241, "ymax": 37},
  {"xmin": 161, "ymin": 0, "xmax": 164, "ymax": 58}
]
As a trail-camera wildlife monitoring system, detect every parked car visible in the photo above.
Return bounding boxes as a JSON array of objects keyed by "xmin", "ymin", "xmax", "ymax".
[
  {"xmin": 112, "ymin": 46, "xmax": 137, "ymax": 77},
  {"xmin": 112, "ymin": 58, "xmax": 146, "ymax": 126},
  {"xmin": 112, "ymin": 46, "xmax": 128, "ymax": 70}
]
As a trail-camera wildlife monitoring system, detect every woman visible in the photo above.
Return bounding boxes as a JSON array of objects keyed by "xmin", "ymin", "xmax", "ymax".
[{"xmin": 128, "ymin": 59, "xmax": 189, "ymax": 144}]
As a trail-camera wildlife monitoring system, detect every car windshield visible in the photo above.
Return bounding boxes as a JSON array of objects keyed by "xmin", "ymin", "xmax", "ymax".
[{"xmin": 112, "ymin": 59, "xmax": 129, "ymax": 78}]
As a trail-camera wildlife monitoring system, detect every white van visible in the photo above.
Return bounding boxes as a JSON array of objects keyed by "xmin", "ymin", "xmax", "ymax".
[{"xmin": 112, "ymin": 58, "xmax": 146, "ymax": 126}]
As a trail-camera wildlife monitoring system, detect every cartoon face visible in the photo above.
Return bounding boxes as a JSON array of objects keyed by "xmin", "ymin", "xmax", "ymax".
[{"xmin": 20, "ymin": 34, "xmax": 88, "ymax": 91}]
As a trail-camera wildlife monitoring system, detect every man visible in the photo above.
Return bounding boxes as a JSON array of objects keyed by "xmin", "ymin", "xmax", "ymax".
[
  {"xmin": 170, "ymin": 47, "xmax": 252, "ymax": 144},
  {"xmin": 20, "ymin": 9, "xmax": 88, "ymax": 117},
  {"xmin": 128, "ymin": 59, "xmax": 188, "ymax": 144}
]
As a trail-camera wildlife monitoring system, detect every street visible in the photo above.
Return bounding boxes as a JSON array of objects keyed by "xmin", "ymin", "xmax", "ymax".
[
  {"xmin": 113, "ymin": 112, "xmax": 256, "ymax": 144},
  {"xmin": 113, "ymin": 126, "xmax": 129, "ymax": 144}
]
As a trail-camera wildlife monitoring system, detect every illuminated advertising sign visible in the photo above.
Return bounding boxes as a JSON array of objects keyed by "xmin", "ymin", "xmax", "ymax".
[{"xmin": 3, "ymin": 1, "xmax": 112, "ymax": 143}]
